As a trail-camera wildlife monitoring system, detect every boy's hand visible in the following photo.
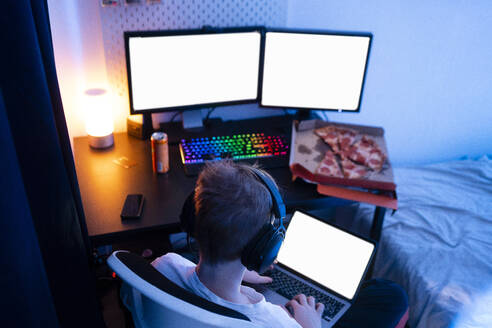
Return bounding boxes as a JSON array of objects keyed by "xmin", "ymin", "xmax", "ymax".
[
  {"xmin": 285, "ymin": 294, "xmax": 324, "ymax": 328},
  {"xmin": 242, "ymin": 268, "xmax": 273, "ymax": 284}
]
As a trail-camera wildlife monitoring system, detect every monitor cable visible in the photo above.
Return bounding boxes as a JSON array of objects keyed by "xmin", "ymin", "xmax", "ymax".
[
  {"xmin": 169, "ymin": 111, "xmax": 181, "ymax": 122},
  {"xmin": 203, "ymin": 107, "xmax": 216, "ymax": 125}
]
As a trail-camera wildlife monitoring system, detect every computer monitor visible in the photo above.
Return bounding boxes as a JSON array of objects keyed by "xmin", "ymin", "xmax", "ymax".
[
  {"xmin": 125, "ymin": 28, "xmax": 263, "ymax": 116},
  {"xmin": 260, "ymin": 30, "xmax": 372, "ymax": 112}
]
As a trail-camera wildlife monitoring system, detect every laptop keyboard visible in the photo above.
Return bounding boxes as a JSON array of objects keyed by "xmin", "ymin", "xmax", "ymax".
[{"xmin": 267, "ymin": 269, "xmax": 345, "ymax": 320}]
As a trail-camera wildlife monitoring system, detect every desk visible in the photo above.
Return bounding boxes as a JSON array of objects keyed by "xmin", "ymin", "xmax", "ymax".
[
  {"xmin": 74, "ymin": 122, "xmax": 386, "ymax": 248},
  {"xmin": 74, "ymin": 134, "xmax": 358, "ymax": 247}
]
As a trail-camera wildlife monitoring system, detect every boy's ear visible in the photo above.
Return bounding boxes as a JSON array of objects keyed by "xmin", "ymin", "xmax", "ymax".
[{"xmin": 180, "ymin": 191, "xmax": 196, "ymax": 237}]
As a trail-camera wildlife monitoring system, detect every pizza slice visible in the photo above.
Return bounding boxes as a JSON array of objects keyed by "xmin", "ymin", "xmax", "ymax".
[
  {"xmin": 314, "ymin": 126, "xmax": 340, "ymax": 153},
  {"xmin": 339, "ymin": 158, "xmax": 369, "ymax": 179},
  {"xmin": 347, "ymin": 135, "xmax": 386, "ymax": 172},
  {"xmin": 315, "ymin": 125, "xmax": 357, "ymax": 153},
  {"xmin": 360, "ymin": 136, "xmax": 386, "ymax": 171},
  {"xmin": 337, "ymin": 128, "xmax": 358, "ymax": 152},
  {"xmin": 316, "ymin": 150, "xmax": 343, "ymax": 178}
]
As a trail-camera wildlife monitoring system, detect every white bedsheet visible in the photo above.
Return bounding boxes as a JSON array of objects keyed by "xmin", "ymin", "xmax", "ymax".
[{"xmin": 356, "ymin": 156, "xmax": 492, "ymax": 328}]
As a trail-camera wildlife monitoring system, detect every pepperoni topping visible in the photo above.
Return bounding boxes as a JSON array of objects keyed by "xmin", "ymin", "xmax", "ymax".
[{"xmin": 315, "ymin": 127, "xmax": 386, "ymax": 176}]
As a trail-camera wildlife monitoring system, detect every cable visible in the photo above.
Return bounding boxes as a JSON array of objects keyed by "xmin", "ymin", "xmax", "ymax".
[
  {"xmin": 204, "ymin": 107, "xmax": 216, "ymax": 125},
  {"xmin": 170, "ymin": 111, "xmax": 181, "ymax": 122}
]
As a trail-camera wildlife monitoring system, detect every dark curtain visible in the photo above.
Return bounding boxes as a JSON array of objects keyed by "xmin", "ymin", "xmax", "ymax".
[
  {"xmin": 0, "ymin": 90, "xmax": 60, "ymax": 328},
  {"xmin": 0, "ymin": 1, "xmax": 105, "ymax": 327}
]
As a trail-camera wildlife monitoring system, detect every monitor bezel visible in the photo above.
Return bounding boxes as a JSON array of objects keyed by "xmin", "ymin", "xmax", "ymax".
[
  {"xmin": 124, "ymin": 26, "xmax": 266, "ymax": 115},
  {"xmin": 276, "ymin": 209, "xmax": 378, "ymax": 302},
  {"xmin": 259, "ymin": 28, "xmax": 373, "ymax": 113}
]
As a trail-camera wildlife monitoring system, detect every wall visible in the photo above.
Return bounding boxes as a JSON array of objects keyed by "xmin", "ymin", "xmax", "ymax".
[
  {"xmin": 47, "ymin": 0, "xmax": 109, "ymax": 141},
  {"xmin": 288, "ymin": 0, "xmax": 492, "ymax": 165}
]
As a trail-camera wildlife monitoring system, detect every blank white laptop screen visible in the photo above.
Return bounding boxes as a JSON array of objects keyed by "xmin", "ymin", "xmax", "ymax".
[
  {"xmin": 128, "ymin": 32, "xmax": 261, "ymax": 111},
  {"xmin": 261, "ymin": 32, "xmax": 370, "ymax": 111},
  {"xmin": 277, "ymin": 211, "xmax": 374, "ymax": 300}
]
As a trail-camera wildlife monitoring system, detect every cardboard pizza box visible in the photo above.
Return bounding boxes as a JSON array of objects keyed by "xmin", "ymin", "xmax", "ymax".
[
  {"xmin": 289, "ymin": 119, "xmax": 398, "ymax": 209},
  {"xmin": 316, "ymin": 184, "xmax": 398, "ymax": 210}
]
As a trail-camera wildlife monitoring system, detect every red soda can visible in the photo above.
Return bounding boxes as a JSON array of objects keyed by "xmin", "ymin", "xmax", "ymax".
[{"xmin": 151, "ymin": 132, "xmax": 169, "ymax": 173}]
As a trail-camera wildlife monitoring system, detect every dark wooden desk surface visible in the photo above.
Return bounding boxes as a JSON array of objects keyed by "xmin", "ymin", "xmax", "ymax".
[{"xmin": 74, "ymin": 132, "xmax": 353, "ymax": 246}]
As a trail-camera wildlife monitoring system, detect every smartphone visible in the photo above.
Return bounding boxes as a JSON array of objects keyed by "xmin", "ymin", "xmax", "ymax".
[{"xmin": 121, "ymin": 194, "xmax": 144, "ymax": 220}]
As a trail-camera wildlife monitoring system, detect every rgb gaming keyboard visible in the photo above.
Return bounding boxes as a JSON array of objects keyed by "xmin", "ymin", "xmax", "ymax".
[{"xmin": 179, "ymin": 133, "xmax": 289, "ymax": 175}]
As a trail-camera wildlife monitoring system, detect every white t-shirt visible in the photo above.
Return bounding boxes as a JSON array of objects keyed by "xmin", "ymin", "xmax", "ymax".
[{"xmin": 152, "ymin": 253, "xmax": 301, "ymax": 328}]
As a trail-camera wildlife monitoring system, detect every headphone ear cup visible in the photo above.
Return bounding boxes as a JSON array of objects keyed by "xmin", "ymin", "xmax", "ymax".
[
  {"xmin": 258, "ymin": 232, "xmax": 284, "ymax": 273},
  {"xmin": 241, "ymin": 224, "xmax": 271, "ymax": 271},
  {"xmin": 241, "ymin": 224, "xmax": 284, "ymax": 274},
  {"xmin": 180, "ymin": 191, "xmax": 196, "ymax": 237}
]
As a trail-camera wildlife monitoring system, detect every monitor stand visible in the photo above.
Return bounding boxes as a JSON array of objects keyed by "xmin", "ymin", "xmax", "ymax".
[
  {"xmin": 140, "ymin": 110, "xmax": 217, "ymax": 141},
  {"xmin": 295, "ymin": 109, "xmax": 313, "ymax": 121},
  {"xmin": 297, "ymin": 109, "xmax": 331, "ymax": 122},
  {"xmin": 159, "ymin": 116, "xmax": 223, "ymax": 145},
  {"xmin": 181, "ymin": 109, "xmax": 204, "ymax": 131}
]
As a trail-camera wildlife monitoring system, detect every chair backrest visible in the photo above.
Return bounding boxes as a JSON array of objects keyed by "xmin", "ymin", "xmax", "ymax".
[{"xmin": 107, "ymin": 251, "xmax": 259, "ymax": 328}]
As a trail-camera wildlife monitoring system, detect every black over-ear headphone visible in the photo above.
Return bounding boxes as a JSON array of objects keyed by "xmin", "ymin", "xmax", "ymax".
[{"xmin": 179, "ymin": 167, "xmax": 286, "ymax": 274}]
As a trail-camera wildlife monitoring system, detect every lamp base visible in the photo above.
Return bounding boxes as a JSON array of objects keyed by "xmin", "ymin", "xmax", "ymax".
[{"xmin": 89, "ymin": 133, "xmax": 114, "ymax": 149}]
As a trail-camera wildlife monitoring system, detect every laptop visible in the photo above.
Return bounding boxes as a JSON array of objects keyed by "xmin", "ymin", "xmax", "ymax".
[{"xmin": 260, "ymin": 210, "xmax": 377, "ymax": 327}]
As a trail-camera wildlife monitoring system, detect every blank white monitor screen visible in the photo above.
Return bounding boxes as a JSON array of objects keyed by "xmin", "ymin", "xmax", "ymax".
[
  {"xmin": 276, "ymin": 211, "xmax": 374, "ymax": 300},
  {"xmin": 128, "ymin": 31, "xmax": 261, "ymax": 111},
  {"xmin": 261, "ymin": 32, "xmax": 371, "ymax": 111}
]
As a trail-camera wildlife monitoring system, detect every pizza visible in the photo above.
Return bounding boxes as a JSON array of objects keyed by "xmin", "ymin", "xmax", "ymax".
[
  {"xmin": 339, "ymin": 157, "xmax": 369, "ymax": 179},
  {"xmin": 314, "ymin": 126, "xmax": 340, "ymax": 153},
  {"xmin": 316, "ymin": 150, "xmax": 343, "ymax": 178},
  {"xmin": 314, "ymin": 125, "xmax": 387, "ymax": 179},
  {"xmin": 314, "ymin": 125, "xmax": 357, "ymax": 154},
  {"xmin": 337, "ymin": 129, "xmax": 357, "ymax": 154},
  {"xmin": 346, "ymin": 135, "xmax": 386, "ymax": 172}
]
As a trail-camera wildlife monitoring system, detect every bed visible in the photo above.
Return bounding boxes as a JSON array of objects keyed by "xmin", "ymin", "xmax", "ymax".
[{"xmin": 353, "ymin": 156, "xmax": 492, "ymax": 328}]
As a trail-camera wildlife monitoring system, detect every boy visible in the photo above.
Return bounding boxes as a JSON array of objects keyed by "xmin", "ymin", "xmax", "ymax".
[{"xmin": 152, "ymin": 161, "xmax": 408, "ymax": 328}]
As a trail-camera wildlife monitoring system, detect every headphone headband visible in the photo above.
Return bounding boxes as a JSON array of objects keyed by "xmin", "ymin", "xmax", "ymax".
[{"xmin": 250, "ymin": 168, "xmax": 286, "ymax": 222}]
